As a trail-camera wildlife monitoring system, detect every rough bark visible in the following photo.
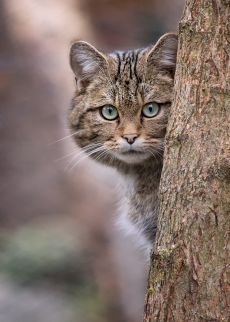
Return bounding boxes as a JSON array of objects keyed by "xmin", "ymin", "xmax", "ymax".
[{"xmin": 143, "ymin": 0, "xmax": 230, "ymax": 320}]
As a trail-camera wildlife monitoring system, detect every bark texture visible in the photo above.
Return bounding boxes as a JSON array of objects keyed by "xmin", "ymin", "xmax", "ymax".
[{"xmin": 143, "ymin": 0, "xmax": 230, "ymax": 320}]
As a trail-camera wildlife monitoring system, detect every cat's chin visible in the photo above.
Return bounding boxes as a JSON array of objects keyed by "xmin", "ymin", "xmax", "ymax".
[{"xmin": 114, "ymin": 151, "xmax": 152, "ymax": 164}]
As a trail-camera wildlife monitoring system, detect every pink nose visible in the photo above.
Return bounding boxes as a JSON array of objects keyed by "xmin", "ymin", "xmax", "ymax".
[{"xmin": 122, "ymin": 133, "xmax": 138, "ymax": 144}]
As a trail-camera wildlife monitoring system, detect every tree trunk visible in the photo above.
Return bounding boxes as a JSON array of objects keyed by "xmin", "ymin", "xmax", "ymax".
[{"xmin": 143, "ymin": 0, "xmax": 230, "ymax": 320}]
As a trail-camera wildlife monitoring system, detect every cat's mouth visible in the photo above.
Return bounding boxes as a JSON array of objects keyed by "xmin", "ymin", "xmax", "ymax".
[
  {"xmin": 122, "ymin": 150, "xmax": 143, "ymax": 155},
  {"xmin": 114, "ymin": 148, "xmax": 151, "ymax": 164}
]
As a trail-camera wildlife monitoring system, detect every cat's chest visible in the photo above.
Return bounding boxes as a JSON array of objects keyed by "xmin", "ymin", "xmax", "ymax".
[
  {"xmin": 118, "ymin": 169, "xmax": 160, "ymax": 215},
  {"xmin": 122, "ymin": 170, "xmax": 160, "ymax": 198},
  {"xmin": 116, "ymin": 169, "xmax": 160, "ymax": 251}
]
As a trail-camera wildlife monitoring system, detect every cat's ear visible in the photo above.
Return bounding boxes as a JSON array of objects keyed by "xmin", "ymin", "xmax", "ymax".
[
  {"xmin": 146, "ymin": 33, "xmax": 178, "ymax": 77},
  {"xmin": 70, "ymin": 41, "xmax": 108, "ymax": 91}
]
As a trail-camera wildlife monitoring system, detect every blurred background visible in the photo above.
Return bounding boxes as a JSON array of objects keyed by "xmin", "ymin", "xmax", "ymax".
[{"xmin": 0, "ymin": 0, "xmax": 184, "ymax": 321}]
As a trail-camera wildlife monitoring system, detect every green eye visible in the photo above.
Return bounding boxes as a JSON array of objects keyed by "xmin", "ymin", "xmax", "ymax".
[
  {"xmin": 142, "ymin": 102, "xmax": 160, "ymax": 118},
  {"xmin": 101, "ymin": 105, "xmax": 118, "ymax": 120}
]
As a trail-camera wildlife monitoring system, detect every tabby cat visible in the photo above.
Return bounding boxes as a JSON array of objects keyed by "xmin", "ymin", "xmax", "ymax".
[{"xmin": 68, "ymin": 33, "xmax": 178, "ymax": 253}]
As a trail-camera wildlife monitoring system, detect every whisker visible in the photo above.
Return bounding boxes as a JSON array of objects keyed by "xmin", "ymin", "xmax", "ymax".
[
  {"xmin": 54, "ymin": 151, "xmax": 76, "ymax": 162},
  {"xmin": 69, "ymin": 146, "xmax": 105, "ymax": 173},
  {"xmin": 147, "ymin": 149, "xmax": 158, "ymax": 163},
  {"xmin": 64, "ymin": 143, "xmax": 103, "ymax": 171},
  {"xmin": 147, "ymin": 148, "xmax": 163, "ymax": 163},
  {"xmin": 153, "ymin": 151, "xmax": 164, "ymax": 162},
  {"xmin": 64, "ymin": 150, "xmax": 85, "ymax": 171},
  {"xmin": 94, "ymin": 149, "xmax": 110, "ymax": 163},
  {"xmin": 68, "ymin": 146, "xmax": 106, "ymax": 173},
  {"xmin": 49, "ymin": 131, "xmax": 81, "ymax": 145}
]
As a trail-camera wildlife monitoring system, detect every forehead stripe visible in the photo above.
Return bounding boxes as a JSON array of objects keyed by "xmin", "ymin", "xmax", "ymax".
[
  {"xmin": 115, "ymin": 52, "xmax": 121, "ymax": 79},
  {"xmin": 134, "ymin": 49, "xmax": 141, "ymax": 82},
  {"xmin": 122, "ymin": 51, "xmax": 127, "ymax": 60},
  {"xmin": 131, "ymin": 50, "xmax": 135, "ymax": 62},
  {"xmin": 123, "ymin": 55, "xmax": 133, "ymax": 79}
]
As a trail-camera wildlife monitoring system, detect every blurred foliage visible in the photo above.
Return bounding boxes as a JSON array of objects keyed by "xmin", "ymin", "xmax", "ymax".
[
  {"xmin": 72, "ymin": 285, "xmax": 109, "ymax": 322},
  {"xmin": 0, "ymin": 223, "xmax": 110, "ymax": 321},
  {"xmin": 0, "ymin": 224, "xmax": 86, "ymax": 285}
]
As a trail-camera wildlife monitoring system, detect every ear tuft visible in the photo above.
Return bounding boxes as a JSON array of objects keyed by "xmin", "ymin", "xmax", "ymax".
[
  {"xmin": 69, "ymin": 41, "xmax": 107, "ymax": 90},
  {"xmin": 147, "ymin": 33, "xmax": 178, "ymax": 75}
]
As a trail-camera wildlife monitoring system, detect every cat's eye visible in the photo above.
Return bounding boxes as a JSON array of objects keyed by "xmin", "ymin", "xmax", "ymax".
[
  {"xmin": 142, "ymin": 102, "xmax": 160, "ymax": 118},
  {"xmin": 100, "ymin": 105, "xmax": 118, "ymax": 120}
]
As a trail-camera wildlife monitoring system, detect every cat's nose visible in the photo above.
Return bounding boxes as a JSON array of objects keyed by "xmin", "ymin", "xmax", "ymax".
[{"xmin": 123, "ymin": 133, "xmax": 138, "ymax": 144}]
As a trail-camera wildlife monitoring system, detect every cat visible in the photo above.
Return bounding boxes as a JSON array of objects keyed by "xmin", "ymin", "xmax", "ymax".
[{"xmin": 68, "ymin": 33, "xmax": 178, "ymax": 254}]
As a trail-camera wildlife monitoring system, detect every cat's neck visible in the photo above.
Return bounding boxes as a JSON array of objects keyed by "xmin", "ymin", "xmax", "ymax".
[
  {"xmin": 116, "ymin": 159, "xmax": 163, "ymax": 191},
  {"xmin": 116, "ymin": 159, "xmax": 162, "ymax": 177}
]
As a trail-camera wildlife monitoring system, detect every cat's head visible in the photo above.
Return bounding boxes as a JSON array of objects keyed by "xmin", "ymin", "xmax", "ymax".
[{"xmin": 68, "ymin": 33, "xmax": 178, "ymax": 167}]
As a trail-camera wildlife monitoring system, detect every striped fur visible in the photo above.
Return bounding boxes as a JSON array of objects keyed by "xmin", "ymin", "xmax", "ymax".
[{"xmin": 68, "ymin": 33, "xmax": 178, "ymax": 253}]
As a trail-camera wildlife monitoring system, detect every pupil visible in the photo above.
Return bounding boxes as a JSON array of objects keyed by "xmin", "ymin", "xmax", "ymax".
[
  {"xmin": 108, "ymin": 107, "xmax": 112, "ymax": 114},
  {"xmin": 149, "ymin": 106, "xmax": 153, "ymax": 113}
]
